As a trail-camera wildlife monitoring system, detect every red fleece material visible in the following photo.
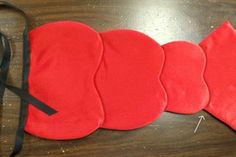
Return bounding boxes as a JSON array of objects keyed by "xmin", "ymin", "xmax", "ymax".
[
  {"xmin": 97, "ymin": 30, "xmax": 167, "ymax": 130},
  {"xmin": 26, "ymin": 22, "xmax": 167, "ymax": 138},
  {"xmin": 25, "ymin": 21, "xmax": 236, "ymax": 140},
  {"xmin": 25, "ymin": 21, "xmax": 104, "ymax": 139},
  {"xmin": 161, "ymin": 41, "xmax": 209, "ymax": 114},
  {"xmin": 200, "ymin": 22, "xmax": 236, "ymax": 130}
]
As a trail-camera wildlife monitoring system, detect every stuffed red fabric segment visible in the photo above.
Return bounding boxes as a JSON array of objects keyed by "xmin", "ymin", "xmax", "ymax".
[
  {"xmin": 96, "ymin": 30, "xmax": 167, "ymax": 130},
  {"xmin": 200, "ymin": 22, "xmax": 236, "ymax": 130},
  {"xmin": 161, "ymin": 41, "xmax": 209, "ymax": 114},
  {"xmin": 25, "ymin": 21, "xmax": 105, "ymax": 139}
]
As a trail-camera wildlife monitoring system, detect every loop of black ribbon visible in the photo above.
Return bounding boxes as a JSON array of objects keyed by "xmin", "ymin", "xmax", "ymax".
[{"xmin": 0, "ymin": 1, "xmax": 57, "ymax": 156}]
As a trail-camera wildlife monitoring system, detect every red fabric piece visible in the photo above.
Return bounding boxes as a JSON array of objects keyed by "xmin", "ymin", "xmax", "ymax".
[
  {"xmin": 25, "ymin": 21, "xmax": 105, "ymax": 139},
  {"xmin": 96, "ymin": 30, "xmax": 167, "ymax": 130},
  {"xmin": 161, "ymin": 41, "xmax": 209, "ymax": 114},
  {"xmin": 200, "ymin": 22, "xmax": 236, "ymax": 130},
  {"xmin": 25, "ymin": 20, "xmax": 236, "ymax": 137}
]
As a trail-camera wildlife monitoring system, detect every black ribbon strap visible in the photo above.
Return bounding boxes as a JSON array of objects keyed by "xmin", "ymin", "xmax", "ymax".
[
  {"xmin": 0, "ymin": 33, "xmax": 10, "ymax": 101},
  {"xmin": 2, "ymin": 81, "xmax": 57, "ymax": 115},
  {"xmin": 0, "ymin": 33, "xmax": 57, "ymax": 115},
  {"xmin": 0, "ymin": 1, "xmax": 57, "ymax": 157}
]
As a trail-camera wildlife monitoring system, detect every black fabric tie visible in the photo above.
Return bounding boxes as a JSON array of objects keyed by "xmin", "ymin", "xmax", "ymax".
[{"xmin": 0, "ymin": 1, "xmax": 57, "ymax": 157}]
